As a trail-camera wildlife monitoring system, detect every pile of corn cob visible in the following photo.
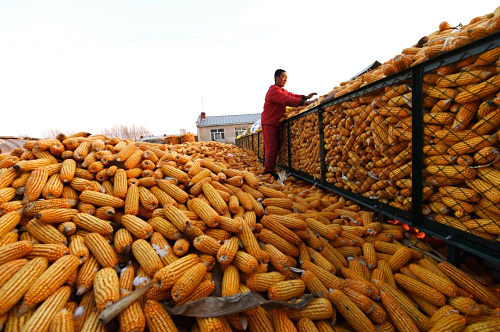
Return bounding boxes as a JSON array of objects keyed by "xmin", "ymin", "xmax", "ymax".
[
  {"xmin": 0, "ymin": 133, "xmax": 499, "ymax": 332},
  {"xmin": 274, "ymin": 8, "xmax": 500, "ymax": 242}
]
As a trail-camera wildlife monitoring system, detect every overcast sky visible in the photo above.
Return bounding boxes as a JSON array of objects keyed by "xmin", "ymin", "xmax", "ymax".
[{"xmin": 0, "ymin": 0, "xmax": 497, "ymax": 138}]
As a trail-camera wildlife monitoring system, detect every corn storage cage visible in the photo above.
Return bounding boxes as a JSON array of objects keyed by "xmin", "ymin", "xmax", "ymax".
[{"xmin": 237, "ymin": 30, "xmax": 500, "ymax": 266}]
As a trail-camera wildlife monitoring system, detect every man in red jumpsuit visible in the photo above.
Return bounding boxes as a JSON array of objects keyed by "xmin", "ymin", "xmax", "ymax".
[{"xmin": 261, "ymin": 69, "xmax": 317, "ymax": 180}]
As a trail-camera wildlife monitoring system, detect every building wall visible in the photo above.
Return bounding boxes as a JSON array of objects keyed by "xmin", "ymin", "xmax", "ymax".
[{"xmin": 197, "ymin": 123, "xmax": 252, "ymax": 144}]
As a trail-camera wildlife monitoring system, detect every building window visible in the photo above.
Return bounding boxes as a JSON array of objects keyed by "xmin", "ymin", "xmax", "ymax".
[
  {"xmin": 235, "ymin": 127, "xmax": 246, "ymax": 137},
  {"xmin": 210, "ymin": 128, "xmax": 225, "ymax": 140}
]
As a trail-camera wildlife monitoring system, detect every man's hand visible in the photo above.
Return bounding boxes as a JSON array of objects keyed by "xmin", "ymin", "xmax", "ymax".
[
  {"xmin": 305, "ymin": 92, "xmax": 317, "ymax": 99},
  {"xmin": 304, "ymin": 99, "xmax": 316, "ymax": 106}
]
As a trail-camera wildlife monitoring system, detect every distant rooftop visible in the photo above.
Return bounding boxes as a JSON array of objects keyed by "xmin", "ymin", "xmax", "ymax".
[
  {"xmin": 196, "ymin": 113, "xmax": 260, "ymax": 128},
  {"xmin": 0, "ymin": 136, "xmax": 36, "ymax": 153}
]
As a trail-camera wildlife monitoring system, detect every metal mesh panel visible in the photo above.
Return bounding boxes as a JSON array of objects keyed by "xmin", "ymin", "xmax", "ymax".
[
  {"xmin": 276, "ymin": 123, "xmax": 289, "ymax": 167},
  {"xmin": 290, "ymin": 111, "xmax": 321, "ymax": 180},
  {"xmin": 421, "ymin": 39, "xmax": 500, "ymax": 243},
  {"xmin": 258, "ymin": 131, "xmax": 264, "ymax": 160},
  {"xmin": 323, "ymin": 71, "xmax": 413, "ymax": 210},
  {"xmin": 252, "ymin": 134, "xmax": 259, "ymax": 156}
]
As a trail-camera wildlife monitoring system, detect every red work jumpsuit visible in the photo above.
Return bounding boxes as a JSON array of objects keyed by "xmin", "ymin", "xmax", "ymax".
[{"xmin": 261, "ymin": 85, "xmax": 304, "ymax": 173}]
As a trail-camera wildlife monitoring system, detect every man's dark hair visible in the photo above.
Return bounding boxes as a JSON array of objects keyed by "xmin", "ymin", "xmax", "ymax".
[{"xmin": 274, "ymin": 69, "xmax": 286, "ymax": 80}]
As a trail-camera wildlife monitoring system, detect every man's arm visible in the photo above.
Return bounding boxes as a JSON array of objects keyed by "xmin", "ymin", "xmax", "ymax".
[{"xmin": 267, "ymin": 87, "xmax": 303, "ymax": 107}]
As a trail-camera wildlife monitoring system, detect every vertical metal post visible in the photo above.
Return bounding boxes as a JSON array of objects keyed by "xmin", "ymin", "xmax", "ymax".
[
  {"xmin": 287, "ymin": 120, "xmax": 292, "ymax": 171},
  {"xmin": 318, "ymin": 108, "xmax": 326, "ymax": 184},
  {"xmin": 258, "ymin": 131, "xmax": 261, "ymax": 160},
  {"xmin": 411, "ymin": 65, "xmax": 424, "ymax": 226},
  {"xmin": 447, "ymin": 245, "xmax": 463, "ymax": 266}
]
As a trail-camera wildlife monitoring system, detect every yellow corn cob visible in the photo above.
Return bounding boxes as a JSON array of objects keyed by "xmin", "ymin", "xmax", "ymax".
[
  {"xmin": 33, "ymin": 208, "xmax": 77, "ymax": 225},
  {"xmin": 429, "ymin": 314, "xmax": 467, "ymax": 332},
  {"xmin": 148, "ymin": 216, "xmax": 182, "ymax": 241},
  {"xmin": 0, "ymin": 187, "xmax": 16, "ymax": 204},
  {"xmin": 466, "ymin": 178, "xmax": 500, "ymax": 203},
  {"xmin": 122, "ymin": 183, "xmax": 139, "ymax": 215},
  {"xmin": 394, "ymin": 273, "xmax": 446, "ymax": 306},
  {"xmin": 232, "ymin": 250, "xmax": 259, "ymax": 274},
  {"xmin": 119, "ymin": 265, "xmax": 135, "ymax": 293},
  {"xmin": 112, "ymin": 228, "xmax": 134, "ymax": 255},
  {"xmin": 300, "ymin": 269, "xmax": 328, "ymax": 299},
  {"xmin": 0, "ymin": 257, "xmax": 48, "ymax": 316},
  {"xmin": 18, "ymin": 254, "xmax": 77, "ymax": 315},
  {"xmin": 462, "ymin": 321, "xmax": 500, "ymax": 332},
  {"xmin": 0, "ymin": 231, "xmax": 19, "ymax": 247},
  {"xmin": 94, "ymin": 206, "xmax": 115, "ymax": 220},
  {"xmin": 162, "ymin": 203, "xmax": 188, "ymax": 232},
  {"xmin": 407, "ymin": 263, "xmax": 457, "ymax": 297},
  {"xmin": 426, "ymin": 165, "xmax": 477, "ymax": 180},
  {"xmin": 448, "ymin": 296, "xmax": 481, "ymax": 316},
  {"xmin": 247, "ymin": 306, "xmax": 274, "ymax": 332},
  {"xmin": 0, "ymin": 168, "xmax": 17, "ymax": 190},
  {"xmin": 473, "ymin": 146, "xmax": 499, "ymax": 165},
  {"xmin": 123, "ymin": 148, "xmax": 143, "ymax": 170},
  {"xmin": 117, "ymin": 292, "xmax": 146, "ymax": 332},
  {"xmin": 226, "ymin": 175, "xmax": 244, "ymax": 187},
  {"xmin": 0, "ymin": 211, "xmax": 21, "ymax": 240},
  {"xmin": 121, "ymin": 214, "xmax": 154, "ymax": 239},
  {"xmin": 170, "ymin": 261, "xmax": 207, "ymax": 302},
  {"xmin": 175, "ymin": 279, "xmax": 214, "ymax": 306},
  {"xmin": 260, "ymin": 216, "xmax": 302, "ymax": 246},
  {"xmin": 201, "ymin": 182, "xmax": 228, "ymax": 215},
  {"xmin": 245, "ymin": 271, "xmax": 287, "ymax": 292},
  {"xmin": 48, "ymin": 308, "xmax": 74, "ymax": 332},
  {"xmin": 111, "ymin": 168, "xmax": 127, "ymax": 198},
  {"xmin": 243, "ymin": 211, "xmax": 257, "ymax": 231},
  {"xmin": 72, "ymin": 213, "xmax": 114, "ymax": 235},
  {"xmin": 21, "ymin": 286, "xmax": 71, "ymax": 332},
  {"xmin": 216, "ymin": 235, "xmax": 239, "ymax": 268},
  {"xmin": 160, "ymin": 165, "xmax": 189, "ymax": 184},
  {"xmin": 262, "ymin": 197, "xmax": 294, "ymax": 209},
  {"xmin": 132, "ymin": 239, "xmax": 163, "ymax": 277},
  {"xmin": 138, "ymin": 186, "xmax": 159, "ymax": 211},
  {"xmin": 85, "ymin": 233, "xmax": 119, "ymax": 268},
  {"xmin": 93, "ymin": 267, "xmax": 120, "ymax": 312},
  {"xmin": 75, "ymin": 254, "xmax": 99, "ymax": 296},
  {"xmin": 440, "ymin": 196, "xmax": 475, "ymax": 213},
  {"xmin": 0, "ymin": 240, "xmax": 33, "ymax": 266},
  {"xmin": 157, "ymin": 179, "xmax": 188, "ymax": 203},
  {"xmin": 241, "ymin": 171, "xmax": 259, "ymax": 188},
  {"xmin": 455, "ymin": 74, "xmax": 500, "ymax": 104},
  {"xmin": 265, "ymin": 243, "xmax": 296, "ymax": 278},
  {"xmin": 14, "ymin": 158, "xmax": 55, "ymax": 172},
  {"xmin": 439, "ymin": 261, "xmax": 500, "ymax": 307},
  {"xmin": 379, "ymin": 290, "xmax": 420, "ymax": 332},
  {"xmin": 193, "ymin": 235, "xmax": 221, "ymax": 255},
  {"xmin": 463, "ymin": 218, "xmax": 500, "ymax": 234},
  {"xmin": 186, "ymin": 198, "xmax": 221, "ymax": 228},
  {"xmin": 258, "ymin": 228, "xmax": 299, "ymax": 257},
  {"xmin": 114, "ymin": 142, "xmax": 137, "ymax": 162},
  {"xmin": 153, "ymin": 253, "xmax": 201, "ymax": 290},
  {"xmin": 144, "ymin": 300, "xmax": 179, "ymax": 332},
  {"xmin": 258, "ymin": 185, "xmax": 288, "ymax": 198},
  {"xmin": 263, "ymin": 214, "xmax": 307, "ymax": 230},
  {"xmin": 25, "ymin": 243, "xmax": 69, "ymax": 263},
  {"xmin": 172, "ymin": 238, "xmax": 189, "ymax": 256},
  {"xmin": 220, "ymin": 264, "xmax": 240, "ymax": 298},
  {"xmin": 306, "ymin": 247, "xmax": 336, "ymax": 274},
  {"xmin": 300, "ymin": 261, "xmax": 345, "ymax": 290},
  {"xmin": 79, "ymin": 190, "xmax": 124, "ymax": 208},
  {"xmin": 58, "ymin": 159, "xmax": 76, "ymax": 184},
  {"xmin": 271, "ymin": 308, "xmax": 297, "ymax": 331},
  {"xmin": 0, "ymin": 259, "xmax": 28, "ymax": 289},
  {"xmin": 284, "ymin": 297, "xmax": 334, "ymax": 321},
  {"xmin": 436, "ymin": 69, "xmax": 494, "ymax": 88},
  {"xmin": 23, "ymin": 167, "xmax": 49, "ymax": 204}
]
